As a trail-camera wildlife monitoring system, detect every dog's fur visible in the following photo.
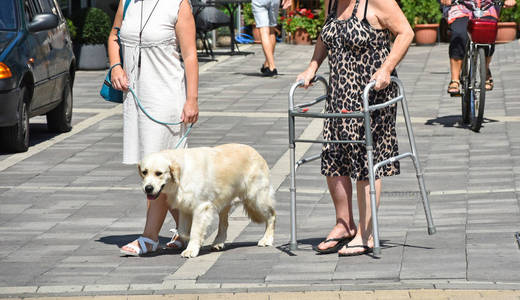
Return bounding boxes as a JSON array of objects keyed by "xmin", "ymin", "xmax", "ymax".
[{"xmin": 138, "ymin": 144, "xmax": 276, "ymax": 258}]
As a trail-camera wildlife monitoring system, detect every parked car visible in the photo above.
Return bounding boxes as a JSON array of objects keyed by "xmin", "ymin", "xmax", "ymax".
[{"xmin": 0, "ymin": 0, "xmax": 75, "ymax": 153}]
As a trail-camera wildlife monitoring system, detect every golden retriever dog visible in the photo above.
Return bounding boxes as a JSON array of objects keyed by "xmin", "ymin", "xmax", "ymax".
[{"xmin": 138, "ymin": 144, "xmax": 276, "ymax": 258}]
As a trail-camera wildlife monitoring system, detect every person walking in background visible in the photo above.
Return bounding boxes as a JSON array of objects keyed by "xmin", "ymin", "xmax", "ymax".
[
  {"xmin": 107, "ymin": 0, "xmax": 199, "ymax": 256},
  {"xmin": 296, "ymin": 0, "xmax": 414, "ymax": 256},
  {"xmin": 442, "ymin": 0, "xmax": 516, "ymax": 96},
  {"xmin": 253, "ymin": 0, "xmax": 281, "ymax": 76}
]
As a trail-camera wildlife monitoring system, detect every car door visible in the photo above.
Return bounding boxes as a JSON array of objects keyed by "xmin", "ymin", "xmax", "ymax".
[
  {"xmin": 23, "ymin": 0, "xmax": 55, "ymax": 111},
  {"xmin": 39, "ymin": 0, "xmax": 68, "ymax": 103}
]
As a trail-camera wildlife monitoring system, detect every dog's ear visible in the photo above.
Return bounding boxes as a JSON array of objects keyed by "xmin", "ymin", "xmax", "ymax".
[
  {"xmin": 138, "ymin": 163, "xmax": 144, "ymax": 178},
  {"xmin": 169, "ymin": 162, "xmax": 181, "ymax": 183}
]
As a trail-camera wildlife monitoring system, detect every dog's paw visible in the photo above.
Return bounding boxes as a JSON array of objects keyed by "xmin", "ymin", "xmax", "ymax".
[
  {"xmin": 180, "ymin": 246, "xmax": 200, "ymax": 258},
  {"xmin": 257, "ymin": 236, "xmax": 274, "ymax": 247},
  {"xmin": 211, "ymin": 243, "xmax": 225, "ymax": 251}
]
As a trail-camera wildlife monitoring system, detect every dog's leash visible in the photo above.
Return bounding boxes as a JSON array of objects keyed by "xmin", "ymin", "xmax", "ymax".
[
  {"xmin": 126, "ymin": 86, "xmax": 193, "ymax": 149},
  {"xmin": 104, "ymin": 69, "xmax": 193, "ymax": 149}
]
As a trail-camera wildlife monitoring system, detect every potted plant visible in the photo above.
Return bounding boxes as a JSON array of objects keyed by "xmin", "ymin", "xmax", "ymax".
[
  {"xmin": 401, "ymin": 0, "xmax": 442, "ymax": 45},
  {"xmin": 74, "ymin": 7, "xmax": 112, "ymax": 70},
  {"xmin": 496, "ymin": 4, "xmax": 519, "ymax": 43},
  {"xmin": 282, "ymin": 8, "xmax": 321, "ymax": 45},
  {"xmin": 242, "ymin": 3, "xmax": 261, "ymax": 43}
]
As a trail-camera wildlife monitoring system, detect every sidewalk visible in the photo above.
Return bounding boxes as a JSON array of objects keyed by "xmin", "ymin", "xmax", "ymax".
[{"xmin": 1, "ymin": 41, "xmax": 520, "ymax": 299}]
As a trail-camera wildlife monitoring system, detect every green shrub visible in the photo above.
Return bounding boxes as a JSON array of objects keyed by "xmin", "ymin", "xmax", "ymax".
[
  {"xmin": 499, "ymin": 4, "xmax": 520, "ymax": 23},
  {"xmin": 74, "ymin": 7, "xmax": 111, "ymax": 44},
  {"xmin": 242, "ymin": 3, "xmax": 255, "ymax": 26},
  {"xmin": 65, "ymin": 18, "xmax": 77, "ymax": 40},
  {"xmin": 401, "ymin": 0, "xmax": 442, "ymax": 27},
  {"xmin": 282, "ymin": 8, "xmax": 322, "ymax": 39}
]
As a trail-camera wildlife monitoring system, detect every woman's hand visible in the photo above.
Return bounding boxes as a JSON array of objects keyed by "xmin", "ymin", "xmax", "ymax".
[
  {"xmin": 110, "ymin": 65, "xmax": 129, "ymax": 91},
  {"xmin": 440, "ymin": 0, "xmax": 451, "ymax": 6},
  {"xmin": 371, "ymin": 67, "xmax": 391, "ymax": 91},
  {"xmin": 504, "ymin": 0, "xmax": 516, "ymax": 8},
  {"xmin": 181, "ymin": 98, "xmax": 199, "ymax": 124},
  {"xmin": 296, "ymin": 68, "xmax": 316, "ymax": 89}
]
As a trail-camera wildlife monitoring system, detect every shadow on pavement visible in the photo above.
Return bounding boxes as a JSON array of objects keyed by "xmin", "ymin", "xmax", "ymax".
[
  {"xmin": 425, "ymin": 115, "xmax": 499, "ymax": 128},
  {"xmin": 0, "ymin": 123, "xmax": 60, "ymax": 156}
]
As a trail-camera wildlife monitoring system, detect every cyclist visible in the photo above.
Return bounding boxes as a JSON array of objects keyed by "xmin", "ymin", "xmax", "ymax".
[{"xmin": 441, "ymin": 0, "xmax": 516, "ymax": 96}]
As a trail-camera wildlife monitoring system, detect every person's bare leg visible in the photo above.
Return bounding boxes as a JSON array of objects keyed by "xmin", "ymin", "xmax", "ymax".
[
  {"xmin": 121, "ymin": 193, "xmax": 169, "ymax": 253},
  {"xmin": 485, "ymin": 56, "xmax": 494, "ymax": 89},
  {"xmin": 448, "ymin": 58, "xmax": 463, "ymax": 93},
  {"xmin": 259, "ymin": 26, "xmax": 275, "ymax": 70},
  {"xmin": 338, "ymin": 179, "xmax": 381, "ymax": 255},
  {"xmin": 170, "ymin": 207, "xmax": 179, "ymax": 226},
  {"xmin": 263, "ymin": 27, "xmax": 277, "ymax": 69},
  {"xmin": 450, "ymin": 58, "xmax": 462, "ymax": 81},
  {"xmin": 317, "ymin": 176, "xmax": 357, "ymax": 251}
]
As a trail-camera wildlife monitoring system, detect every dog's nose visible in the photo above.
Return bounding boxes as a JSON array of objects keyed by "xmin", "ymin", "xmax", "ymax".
[{"xmin": 144, "ymin": 185, "xmax": 154, "ymax": 194}]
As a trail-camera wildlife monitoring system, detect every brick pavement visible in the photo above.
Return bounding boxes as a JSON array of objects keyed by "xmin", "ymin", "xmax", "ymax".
[{"xmin": 1, "ymin": 41, "xmax": 520, "ymax": 299}]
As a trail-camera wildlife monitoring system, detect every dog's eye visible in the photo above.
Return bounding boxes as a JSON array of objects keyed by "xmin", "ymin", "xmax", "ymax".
[
  {"xmin": 142, "ymin": 170, "xmax": 148, "ymax": 176},
  {"xmin": 155, "ymin": 171, "xmax": 163, "ymax": 177}
]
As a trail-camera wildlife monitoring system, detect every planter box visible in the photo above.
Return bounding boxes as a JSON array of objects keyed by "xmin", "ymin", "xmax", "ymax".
[
  {"xmin": 293, "ymin": 28, "xmax": 312, "ymax": 45},
  {"xmin": 496, "ymin": 22, "xmax": 517, "ymax": 44},
  {"xmin": 77, "ymin": 44, "xmax": 108, "ymax": 70},
  {"xmin": 414, "ymin": 23, "xmax": 439, "ymax": 45}
]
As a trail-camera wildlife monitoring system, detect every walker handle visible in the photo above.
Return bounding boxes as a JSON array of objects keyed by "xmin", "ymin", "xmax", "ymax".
[{"xmin": 289, "ymin": 75, "xmax": 329, "ymax": 109}]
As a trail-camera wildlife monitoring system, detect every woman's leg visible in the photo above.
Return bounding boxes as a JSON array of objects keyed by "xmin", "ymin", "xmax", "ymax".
[
  {"xmin": 338, "ymin": 178, "xmax": 381, "ymax": 255},
  {"xmin": 447, "ymin": 17, "xmax": 469, "ymax": 94},
  {"xmin": 316, "ymin": 176, "xmax": 357, "ymax": 251},
  {"xmin": 121, "ymin": 193, "xmax": 169, "ymax": 253}
]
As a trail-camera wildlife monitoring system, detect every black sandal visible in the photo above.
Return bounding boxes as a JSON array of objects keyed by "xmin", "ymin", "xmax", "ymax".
[
  {"xmin": 312, "ymin": 236, "xmax": 351, "ymax": 254},
  {"xmin": 447, "ymin": 80, "xmax": 461, "ymax": 96},
  {"xmin": 338, "ymin": 245, "xmax": 373, "ymax": 257}
]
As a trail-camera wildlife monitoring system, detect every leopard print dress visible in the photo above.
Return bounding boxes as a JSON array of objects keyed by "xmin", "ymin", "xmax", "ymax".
[{"xmin": 320, "ymin": 0, "xmax": 400, "ymax": 180}]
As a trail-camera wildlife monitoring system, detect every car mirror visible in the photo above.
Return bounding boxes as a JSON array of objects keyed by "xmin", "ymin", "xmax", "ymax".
[{"xmin": 27, "ymin": 13, "xmax": 59, "ymax": 32}]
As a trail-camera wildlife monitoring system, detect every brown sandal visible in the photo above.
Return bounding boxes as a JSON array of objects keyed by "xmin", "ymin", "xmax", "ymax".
[{"xmin": 447, "ymin": 80, "xmax": 461, "ymax": 96}]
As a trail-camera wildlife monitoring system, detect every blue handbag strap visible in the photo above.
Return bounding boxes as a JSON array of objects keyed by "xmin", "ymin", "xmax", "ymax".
[{"xmin": 123, "ymin": 0, "xmax": 131, "ymax": 19}]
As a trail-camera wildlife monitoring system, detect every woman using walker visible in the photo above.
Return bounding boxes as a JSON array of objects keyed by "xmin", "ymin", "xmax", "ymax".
[{"xmin": 296, "ymin": 0, "xmax": 413, "ymax": 256}]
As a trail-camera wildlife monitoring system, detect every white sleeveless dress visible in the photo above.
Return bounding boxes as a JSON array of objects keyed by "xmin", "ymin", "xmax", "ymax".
[{"xmin": 120, "ymin": 0, "xmax": 188, "ymax": 165}]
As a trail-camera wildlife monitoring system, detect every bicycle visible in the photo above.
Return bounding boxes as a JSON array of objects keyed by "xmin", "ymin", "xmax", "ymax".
[{"xmin": 456, "ymin": 0, "xmax": 504, "ymax": 132}]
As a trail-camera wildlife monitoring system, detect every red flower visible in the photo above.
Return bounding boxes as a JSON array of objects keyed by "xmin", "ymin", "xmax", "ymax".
[
  {"xmin": 280, "ymin": 16, "xmax": 285, "ymax": 20},
  {"xmin": 308, "ymin": 12, "xmax": 314, "ymax": 19},
  {"xmin": 288, "ymin": 10, "xmax": 296, "ymax": 16}
]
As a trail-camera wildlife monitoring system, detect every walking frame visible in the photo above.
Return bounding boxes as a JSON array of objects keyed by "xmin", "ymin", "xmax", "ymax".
[{"xmin": 288, "ymin": 75, "xmax": 436, "ymax": 256}]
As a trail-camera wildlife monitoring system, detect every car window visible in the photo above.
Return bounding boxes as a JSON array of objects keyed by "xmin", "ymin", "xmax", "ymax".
[
  {"xmin": 0, "ymin": 0, "xmax": 18, "ymax": 30},
  {"xmin": 40, "ymin": 0, "xmax": 63, "ymax": 20},
  {"xmin": 24, "ymin": 0, "xmax": 42, "ymax": 22}
]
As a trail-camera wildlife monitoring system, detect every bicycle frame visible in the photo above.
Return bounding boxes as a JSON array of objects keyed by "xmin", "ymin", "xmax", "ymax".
[{"xmin": 456, "ymin": 0, "xmax": 503, "ymax": 131}]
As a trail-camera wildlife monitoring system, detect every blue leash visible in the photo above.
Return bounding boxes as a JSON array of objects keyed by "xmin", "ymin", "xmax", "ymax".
[
  {"xmin": 106, "ymin": 64, "xmax": 193, "ymax": 149},
  {"xmin": 127, "ymin": 87, "xmax": 193, "ymax": 149}
]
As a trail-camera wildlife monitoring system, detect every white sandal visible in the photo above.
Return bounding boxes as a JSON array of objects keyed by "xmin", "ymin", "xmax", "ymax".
[
  {"xmin": 120, "ymin": 236, "xmax": 159, "ymax": 256},
  {"xmin": 166, "ymin": 228, "xmax": 186, "ymax": 250}
]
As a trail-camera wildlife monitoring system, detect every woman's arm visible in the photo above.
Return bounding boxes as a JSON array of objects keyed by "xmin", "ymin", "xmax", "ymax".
[
  {"xmin": 107, "ymin": 0, "xmax": 129, "ymax": 91},
  {"xmin": 175, "ymin": 0, "xmax": 199, "ymax": 124},
  {"xmin": 296, "ymin": 35, "xmax": 328, "ymax": 88},
  {"xmin": 369, "ymin": 0, "xmax": 414, "ymax": 90}
]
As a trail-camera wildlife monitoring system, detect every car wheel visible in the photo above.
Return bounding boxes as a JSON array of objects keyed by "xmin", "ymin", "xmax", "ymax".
[
  {"xmin": 47, "ymin": 77, "xmax": 72, "ymax": 133},
  {"xmin": 0, "ymin": 87, "xmax": 30, "ymax": 153}
]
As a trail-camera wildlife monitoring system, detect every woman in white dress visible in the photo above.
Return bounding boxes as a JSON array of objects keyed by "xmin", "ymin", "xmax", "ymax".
[{"xmin": 107, "ymin": 0, "xmax": 199, "ymax": 255}]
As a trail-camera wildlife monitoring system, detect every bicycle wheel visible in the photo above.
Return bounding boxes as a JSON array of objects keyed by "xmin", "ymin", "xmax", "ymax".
[
  {"xmin": 460, "ymin": 42, "xmax": 471, "ymax": 125},
  {"xmin": 470, "ymin": 47, "xmax": 486, "ymax": 132}
]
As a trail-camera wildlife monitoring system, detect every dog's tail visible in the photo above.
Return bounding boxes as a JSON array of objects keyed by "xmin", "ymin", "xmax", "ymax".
[{"xmin": 243, "ymin": 184, "xmax": 276, "ymax": 224}]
